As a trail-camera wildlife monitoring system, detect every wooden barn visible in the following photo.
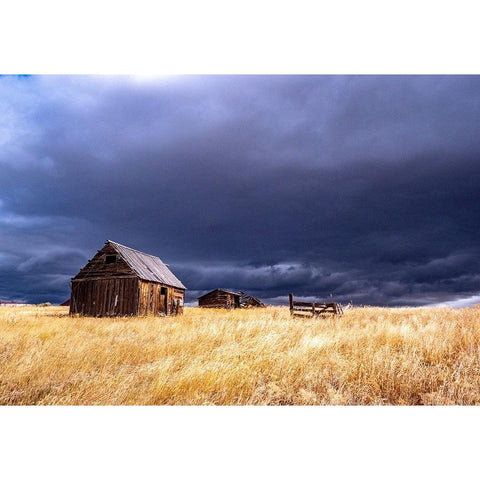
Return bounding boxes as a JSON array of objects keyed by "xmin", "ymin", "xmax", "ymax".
[
  {"xmin": 70, "ymin": 240, "xmax": 186, "ymax": 317},
  {"xmin": 238, "ymin": 291, "xmax": 265, "ymax": 308},
  {"xmin": 197, "ymin": 289, "xmax": 241, "ymax": 309}
]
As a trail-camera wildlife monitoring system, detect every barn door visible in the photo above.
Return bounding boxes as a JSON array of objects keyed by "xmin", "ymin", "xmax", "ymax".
[
  {"xmin": 148, "ymin": 284, "xmax": 155, "ymax": 314},
  {"xmin": 160, "ymin": 287, "xmax": 168, "ymax": 314}
]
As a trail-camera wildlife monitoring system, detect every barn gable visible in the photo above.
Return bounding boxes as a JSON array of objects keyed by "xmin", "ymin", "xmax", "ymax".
[{"xmin": 73, "ymin": 241, "xmax": 136, "ymax": 280}]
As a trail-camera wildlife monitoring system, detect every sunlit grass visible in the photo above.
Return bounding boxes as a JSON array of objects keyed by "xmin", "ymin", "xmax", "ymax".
[{"xmin": 1, "ymin": 305, "xmax": 480, "ymax": 405}]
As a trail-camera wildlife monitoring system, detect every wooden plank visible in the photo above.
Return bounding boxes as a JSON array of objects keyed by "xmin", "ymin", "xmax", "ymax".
[
  {"xmin": 292, "ymin": 306, "xmax": 316, "ymax": 311},
  {"xmin": 292, "ymin": 300, "xmax": 315, "ymax": 307},
  {"xmin": 72, "ymin": 275, "xmax": 137, "ymax": 283}
]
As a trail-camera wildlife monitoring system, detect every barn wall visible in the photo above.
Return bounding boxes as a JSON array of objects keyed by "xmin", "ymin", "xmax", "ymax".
[
  {"xmin": 138, "ymin": 281, "xmax": 166, "ymax": 316},
  {"xmin": 70, "ymin": 277, "xmax": 139, "ymax": 317},
  {"xmin": 171, "ymin": 288, "xmax": 185, "ymax": 315},
  {"xmin": 138, "ymin": 281, "xmax": 185, "ymax": 316},
  {"xmin": 70, "ymin": 278, "xmax": 185, "ymax": 317}
]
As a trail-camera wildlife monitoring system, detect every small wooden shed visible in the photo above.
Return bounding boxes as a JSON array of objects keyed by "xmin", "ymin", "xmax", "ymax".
[
  {"xmin": 70, "ymin": 240, "xmax": 186, "ymax": 317},
  {"xmin": 197, "ymin": 289, "xmax": 241, "ymax": 309}
]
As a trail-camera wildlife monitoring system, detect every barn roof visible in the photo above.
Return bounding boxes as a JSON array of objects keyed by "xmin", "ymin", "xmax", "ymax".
[
  {"xmin": 108, "ymin": 240, "xmax": 186, "ymax": 289},
  {"xmin": 238, "ymin": 291, "xmax": 265, "ymax": 307},
  {"xmin": 197, "ymin": 288, "xmax": 241, "ymax": 299}
]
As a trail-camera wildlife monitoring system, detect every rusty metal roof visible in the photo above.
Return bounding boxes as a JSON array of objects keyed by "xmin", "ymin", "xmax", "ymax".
[{"xmin": 108, "ymin": 240, "xmax": 186, "ymax": 289}]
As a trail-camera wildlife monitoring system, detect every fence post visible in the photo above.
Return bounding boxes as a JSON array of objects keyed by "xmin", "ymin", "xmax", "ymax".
[
  {"xmin": 289, "ymin": 293, "xmax": 293, "ymax": 315},
  {"xmin": 311, "ymin": 302, "xmax": 315, "ymax": 317}
]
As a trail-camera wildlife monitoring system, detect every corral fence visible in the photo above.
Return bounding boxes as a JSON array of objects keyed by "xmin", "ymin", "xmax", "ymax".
[{"xmin": 289, "ymin": 293, "xmax": 344, "ymax": 317}]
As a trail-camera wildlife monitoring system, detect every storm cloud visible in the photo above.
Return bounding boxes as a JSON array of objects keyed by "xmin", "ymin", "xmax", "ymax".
[{"xmin": 1, "ymin": 75, "xmax": 480, "ymax": 305}]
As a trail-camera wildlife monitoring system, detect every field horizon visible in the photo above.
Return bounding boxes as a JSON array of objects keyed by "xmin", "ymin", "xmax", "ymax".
[{"xmin": 1, "ymin": 305, "xmax": 480, "ymax": 405}]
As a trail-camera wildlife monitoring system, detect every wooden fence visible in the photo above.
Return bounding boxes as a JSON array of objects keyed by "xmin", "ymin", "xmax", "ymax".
[{"xmin": 289, "ymin": 293, "xmax": 343, "ymax": 317}]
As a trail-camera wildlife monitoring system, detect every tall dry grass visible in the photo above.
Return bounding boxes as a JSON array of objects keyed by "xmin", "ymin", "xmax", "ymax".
[{"xmin": 1, "ymin": 305, "xmax": 480, "ymax": 405}]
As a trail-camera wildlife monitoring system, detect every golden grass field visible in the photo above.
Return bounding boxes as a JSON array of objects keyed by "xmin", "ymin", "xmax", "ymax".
[{"xmin": 1, "ymin": 304, "xmax": 480, "ymax": 405}]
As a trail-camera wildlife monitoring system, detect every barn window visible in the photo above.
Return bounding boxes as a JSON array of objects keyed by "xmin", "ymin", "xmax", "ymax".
[
  {"xmin": 105, "ymin": 255, "xmax": 117, "ymax": 264},
  {"xmin": 160, "ymin": 287, "xmax": 167, "ymax": 295}
]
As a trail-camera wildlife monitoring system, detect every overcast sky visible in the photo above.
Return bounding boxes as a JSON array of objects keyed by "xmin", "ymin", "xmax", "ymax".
[{"xmin": 1, "ymin": 75, "xmax": 480, "ymax": 306}]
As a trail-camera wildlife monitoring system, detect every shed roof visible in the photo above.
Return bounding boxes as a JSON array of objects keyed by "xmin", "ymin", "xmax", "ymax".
[
  {"xmin": 238, "ymin": 291, "xmax": 264, "ymax": 307},
  {"xmin": 197, "ymin": 288, "xmax": 241, "ymax": 299},
  {"xmin": 108, "ymin": 240, "xmax": 186, "ymax": 289}
]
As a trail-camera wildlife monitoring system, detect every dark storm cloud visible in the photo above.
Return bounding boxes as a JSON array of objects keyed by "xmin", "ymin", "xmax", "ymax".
[{"xmin": 1, "ymin": 75, "xmax": 480, "ymax": 305}]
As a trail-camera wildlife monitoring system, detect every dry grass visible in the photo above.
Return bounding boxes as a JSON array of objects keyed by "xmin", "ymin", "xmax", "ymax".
[{"xmin": 1, "ymin": 305, "xmax": 480, "ymax": 405}]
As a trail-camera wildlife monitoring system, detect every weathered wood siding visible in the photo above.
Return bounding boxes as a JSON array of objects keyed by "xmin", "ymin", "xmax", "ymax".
[
  {"xmin": 171, "ymin": 287, "xmax": 185, "ymax": 315},
  {"xmin": 73, "ymin": 243, "xmax": 134, "ymax": 279},
  {"xmin": 137, "ymin": 281, "xmax": 184, "ymax": 316},
  {"xmin": 198, "ymin": 290, "xmax": 240, "ymax": 309},
  {"xmin": 70, "ymin": 277, "xmax": 139, "ymax": 316}
]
